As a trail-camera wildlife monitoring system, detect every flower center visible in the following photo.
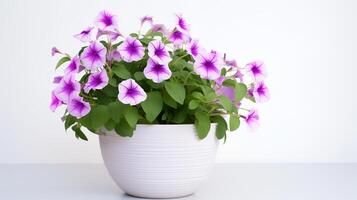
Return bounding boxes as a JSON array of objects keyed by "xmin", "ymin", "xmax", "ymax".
[
  {"xmin": 88, "ymin": 48, "xmax": 101, "ymax": 61},
  {"xmin": 172, "ymin": 30, "xmax": 182, "ymax": 39},
  {"xmin": 102, "ymin": 14, "xmax": 113, "ymax": 26},
  {"xmin": 126, "ymin": 88, "xmax": 139, "ymax": 97},
  {"xmin": 126, "ymin": 43, "xmax": 139, "ymax": 55},
  {"xmin": 92, "ymin": 75, "xmax": 102, "ymax": 86},
  {"xmin": 73, "ymin": 99, "xmax": 85, "ymax": 111},
  {"xmin": 203, "ymin": 60, "xmax": 216, "ymax": 71},
  {"xmin": 154, "ymin": 47, "xmax": 165, "ymax": 57},
  {"xmin": 251, "ymin": 65, "xmax": 261, "ymax": 74},
  {"xmin": 64, "ymin": 82, "xmax": 75, "ymax": 94}
]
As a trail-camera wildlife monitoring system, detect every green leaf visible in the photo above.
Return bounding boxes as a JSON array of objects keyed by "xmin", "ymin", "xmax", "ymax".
[
  {"xmin": 164, "ymin": 81, "xmax": 186, "ymax": 105},
  {"xmin": 204, "ymin": 92, "xmax": 217, "ymax": 102},
  {"xmin": 212, "ymin": 116, "xmax": 227, "ymax": 140},
  {"xmin": 72, "ymin": 125, "xmax": 88, "ymax": 141},
  {"xmin": 235, "ymin": 83, "xmax": 247, "ymax": 101},
  {"xmin": 55, "ymin": 56, "xmax": 70, "ymax": 69},
  {"xmin": 217, "ymin": 95, "xmax": 233, "ymax": 112},
  {"xmin": 64, "ymin": 115, "xmax": 76, "ymax": 130},
  {"xmin": 229, "ymin": 115, "xmax": 240, "ymax": 131},
  {"xmin": 188, "ymin": 100, "xmax": 199, "ymax": 110},
  {"xmin": 101, "ymin": 85, "xmax": 118, "ymax": 97},
  {"xmin": 90, "ymin": 105, "xmax": 110, "ymax": 130},
  {"xmin": 114, "ymin": 119, "xmax": 134, "ymax": 137},
  {"xmin": 134, "ymin": 72, "xmax": 145, "ymax": 81},
  {"xmin": 108, "ymin": 101, "xmax": 127, "ymax": 123},
  {"xmin": 194, "ymin": 112, "xmax": 211, "ymax": 139},
  {"xmin": 141, "ymin": 91, "xmax": 163, "ymax": 122},
  {"xmin": 171, "ymin": 110, "xmax": 187, "ymax": 124},
  {"xmin": 222, "ymin": 79, "xmax": 237, "ymax": 87},
  {"xmin": 192, "ymin": 91, "xmax": 204, "ymax": 100},
  {"xmin": 104, "ymin": 119, "xmax": 116, "ymax": 131},
  {"xmin": 162, "ymin": 90, "xmax": 177, "ymax": 108},
  {"xmin": 124, "ymin": 106, "xmax": 140, "ymax": 128},
  {"xmin": 79, "ymin": 105, "xmax": 109, "ymax": 130},
  {"xmin": 112, "ymin": 62, "xmax": 131, "ymax": 79},
  {"xmin": 108, "ymin": 77, "xmax": 118, "ymax": 87}
]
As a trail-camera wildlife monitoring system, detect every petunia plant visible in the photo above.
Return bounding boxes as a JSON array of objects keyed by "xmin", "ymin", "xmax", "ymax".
[{"xmin": 50, "ymin": 11, "xmax": 270, "ymax": 141}]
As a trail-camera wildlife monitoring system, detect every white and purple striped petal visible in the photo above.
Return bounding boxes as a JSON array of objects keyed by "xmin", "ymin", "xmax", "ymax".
[
  {"xmin": 95, "ymin": 10, "xmax": 118, "ymax": 30},
  {"xmin": 68, "ymin": 95, "xmax": 91, "ymax": 118},
  {"xmin": 118, "ymin": 79, "xmax": 147, "ymax": 105},
  {"xmin": 96, "ymin": 29, "xmax": 121, "ymax": 41},
  {"xmin": 253, "ymin": 81, "xmax": 270, "ymax": 103},
  {"xmin": 187, "ymin": 39, "xmax": 201, "ymax": 58},
  {"xmin": 107, "ymin": 49, "xmax": 121, "ymax": 62},
  {"xmin": 83, "ymin": 70, "xmax": 109, "ymax": 92},
  {"xmin": 51, "ymin": 47, "xmax": 62, "ymax": 56},
  {"xmin": 194, "ymin": 51, "xmax": 223, "ymax": 80},
  {"xmin": 53, "ymin": 76, "xmax": 63, "ymax": 84},
  {"xmin": 216, "ymin": 86, "xmax": 235, "ymax": 102},
  {"xmin": 246, "ymin": 61, "xmax": 267, "ymax": 81},
  {"xmin": 150, "ymin": 24, "xmax": 169, "ymax": 36},
  {"xmin": 169, "ymin": 29, "xmax": 189, "ymax": 45},
  {"xmin": 74, "ymin": 27, "xmax": 94, "ymax": 43},
  {"xmin": 245, "ymin": 109, "xmax": 259, "ymax": 130},
  {"xmin": 54, "ymin": 74, "xmax": 81, "ymax": 103},
  {"xmin": 118, "ymin": 36, "xmax": 145, "ymax": 62},
  {"xmin": 80, "ymin": 41, "xmax": 107, "ymax": 71},
  {"xmin": 64, "ymin": 56, "xmax": 80, "ymax": 74},
  {"xmin": 148, "ymin": 40, "xmax": 171, "ymax": 64},
  {"xmin": 50, "ymin": 91, "xmax": 63, "ymax": 112},
  {"xmin": 144, "ymin": 58, "xmax": 172, "ymax": 83},
  {"xmin": 175, "ymin": 13, "xmax": 190, "ymax": 33},
  {"xmin": 140, "ymin": 15, "xmax": 153, "ymax": 26}
]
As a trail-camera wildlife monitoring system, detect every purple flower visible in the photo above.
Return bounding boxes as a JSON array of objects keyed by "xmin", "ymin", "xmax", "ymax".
[
  {"xmin": 74, "ymin": 27, "xmax": 94, "ymax": 43},
  {"xmin": 118, "ymin": 36, "xmax": 145, "ymax": 62},
  {"xmin": 148, "ymin": 40, "xmax": 171, "ymax": 64},
  {"xmin": 246, "ymin": 61, "xmax": 267, "ymax": 81},
  {"xmin": 64, "ymin": 56, "xmax": 80, "ymax": 74},
  {"xmin": 245, "ymin": 109, "xmax": 259, "ymax": 130},
  {"xmin": 144, "ymin": 58, "xmax": 172, "ymax": 83},
  {"xmin": 175, "ymin": 13, "xmax": 190, "ymax": 33},
  {"xmin": 95, "ymin": 10, "xmax": 118, "ymax": 30},
  {"xmin": 194, "ymin": 51, "xmax": 223, "ymax": 80},
  {"xmin": 150, "ymin": 24, "xmax": 169, "ymax": 36},
  {"xmin": 187, "ymin": 39, "xmax": 201, "ymax": 58},
  {"xmin": 233, "ymin": 69, "xmax": 244, "ymax": 81},
  {"xmin": 169, "ymin": 29, "xmax": 189, "ymax": 45},
  {"xmin": 96, "ymin": 29, "xmax": 121, "ymax": 41},
  {"xmin": 53, "ymin": 74, "xmax": 81, "ymax": 103},
  {"xmin": 215, "ymin": 76, "xmax": 225, "ymax": 85},
  {"xmin": 83, "ymin": 70, "xmax": 109, "ymax": 92},
  {"xmin": 80, "ymin": 41, "xmax": 107, "ymax": 71},
  {"xmin": 68, "ymin": 95, "xmax": 91, "ymax": 118},
  {"xmin": 53, "ymin": 76, "xmax": 63, "ymax": 84},
  {"xmin": 51, "ymin": 47, "xmax": 62, "ymax": 56},
  {"xmin": 225, "ymin": 59, "xmax": 238, "ymax": 68},
  {"xmin": 140, "ymin": 15, "xmax": 153, "ymax": 26},
  {"xmin": 118, "ymin": 79, "xmax": 147, "ymax": 105},
  {"xmin": 50, "ymin": 91, "xmax": 63, "ymax": 112},
  {"xmin": 216, "ymin": 86, "xmax": 235, "ymax": 102},
  {"xmin": 253, "ymin": 82, "xmax": 270, "ymax": 103},
  {"xmin": 107, "ymin": 49, "xmax": 121, "ymax": 62}
]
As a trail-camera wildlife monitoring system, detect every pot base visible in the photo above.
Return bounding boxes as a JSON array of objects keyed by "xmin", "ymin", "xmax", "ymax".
[{"xmin": 100, "ymin": 124, "xmax": 218, "ymax": 199}]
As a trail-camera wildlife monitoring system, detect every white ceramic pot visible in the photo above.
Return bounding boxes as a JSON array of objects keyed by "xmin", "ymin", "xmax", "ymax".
[{"xmin": 99, "ymin": 124, "xmax": 218, "ymax": 199}]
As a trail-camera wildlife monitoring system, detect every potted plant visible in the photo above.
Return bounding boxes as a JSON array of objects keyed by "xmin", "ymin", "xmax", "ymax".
[{"xmin": 50, "ymin": 11, "xmax": 269, "ymax": 199}]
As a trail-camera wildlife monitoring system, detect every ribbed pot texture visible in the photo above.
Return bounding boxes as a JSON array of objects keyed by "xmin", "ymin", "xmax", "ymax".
[{"xmin": 99, "ymin": 124, "xmax": 218, "ymax": 199}]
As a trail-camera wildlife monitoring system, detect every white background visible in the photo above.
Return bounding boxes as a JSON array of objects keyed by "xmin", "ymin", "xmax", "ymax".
[{"xmin": 0, "ymin": 0, "xmax": 356, "ymax": 163}]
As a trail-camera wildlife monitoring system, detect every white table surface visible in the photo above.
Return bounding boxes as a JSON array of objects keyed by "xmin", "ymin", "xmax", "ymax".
[{"xmin": 0, "ymin": 164, "xmax": 356, "ymax": 200}]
